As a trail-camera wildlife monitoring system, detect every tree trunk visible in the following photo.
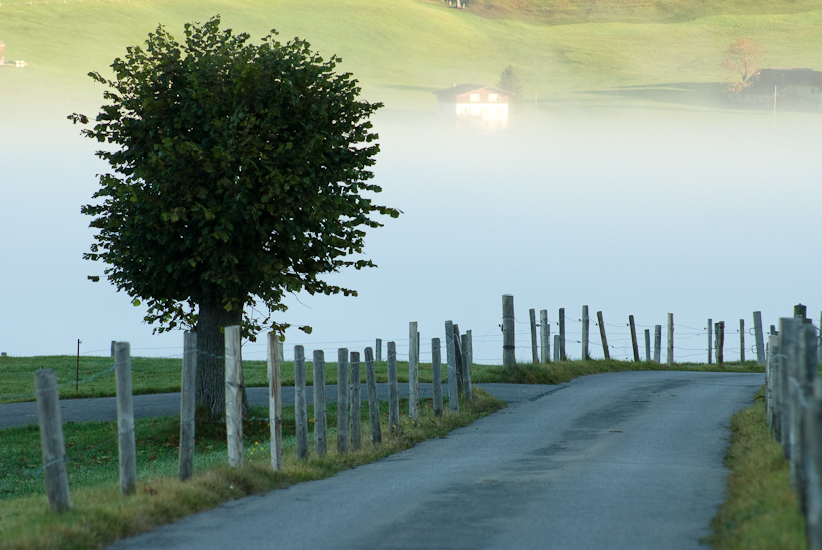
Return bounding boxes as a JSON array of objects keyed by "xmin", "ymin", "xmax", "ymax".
[{"xmin": 196, "ymin": 301, "xmax": 243, "ymax": 418}]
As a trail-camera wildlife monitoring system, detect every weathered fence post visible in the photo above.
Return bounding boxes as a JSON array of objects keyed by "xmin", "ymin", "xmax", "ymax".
[
  {"xmin": 268, "ymin": 333, "xmax": 283, "ymax": 470},
  {"xmin": 707, "ymin": 318, "xmax": 713, "ymax": 364},
  {"xmin": 778, "ymin": 318, "xmax": 800, "ymax": 458},
  {"xmin": 654, "ymin": 325, "xmax": 661, "ymax": 363},
  {"xmin": 376, "ymin": 339, "xmax": 382, "ymax": 362},
  {"xmin": 278, "ymin": 340, "xmax": 284, "ymax": 364},
  {"xmin": 337, "ymin": 348, "xmax": 349, "ymax": 452},
  {"xmin": 559, "ymin": 307, "xmax": 566, "ymax": 360},
  {"xmin": 717, "ymin": 321, "xmax": 725, "ymax": 364},
  {"xmin": 582, "ymin": 306, "xmax": 589, "ymax": 360},
  {"xmin": 445, "ymin": 321, "xmax": 459, "ymax": 413},
  {"xmin": 529, "ymin": 309, "xmax": 539, "ymax": 364},
  {"xmin": 432, "ymin": 338, "xmax": 443, "ymax": 417},
  {"xmin": 769, "ymin": 333, "xmax": 780, "ymax": 438},
  {"xmin": 644, "ymin": 329, "xmax": 651, "ymax": 362},
  {"xmin": 754, "ymin": 311, "xmax": 766, "ymax": 365},
  {"xmin": 294, "ymin": 345, "xmax": 308, "ymax": 460},
  {"xmin": 629, "ymin": 315, "xmax": 640, "ymax": 362},
  {"xmin": 387, "ymin": 342, "xmax": 400, "ymax": 433},
  {"xmin": 803, "ymin": 378, "xmax": 822, "ymax": 550},
  {"xmin": 179, "ymin": 332, "xmax": 197, "ymax": 481},
  {"xmin": 540, "ymin": 310, "xmax": 550, "ymax": 364},
  {"xmin": 740, "ymin": 319, "xmax": 745, "ymax": 363},
  {"xmin": 364, "ymin": 347, "xmax": 381, "ymax": 444},
  {"xmin": 225, "ymin": 327, "xmax": 244, "ymax": 468},
  {"xmin": 553, "ymin": 335, "xmax": 560, "ymax": 362},
  {"xmin": 408, "ymin": 322, "xmax": 419, "ymax": 419},
  {"xmin": 667, "ymin": 313, "xmax": 674, "ymax": 365},
  {"xmin": 466, "ymin": 329, "xmax": 473, "ymax": 367},
  {"xmin": 350, "ymin": 351, "xmax": 362, "ymax": 452},
  {"xmin": 35, "ymin": 368, "xmax": 72, "ymax": 512},
  {"xmin": 502, "ymin": 295, "xmax": 515, "ymax": 368},
  {"xmin": 454, "ymin": 324, "xmax": 464, "ymax": 395},
  {"xmin": 114, "ymin": 342, "xmax": 137, "ymax": 494},
  {"xmin": 462, "ymin": 333, "xmax": 472, "ymax": 402},
  {"xmin": 796, "ymin": 304, "xmax": 808, "ymax": 320},
  {"xmin": 597, "ymin": 311, "xmax": 610, "ymax": 360},
  {"xmin": 797, "ymin": 323, "xmax": 818, "ymax": 519},
  {"xmin": 313, "ymin": 350, "xmax": 327, "ymax": 457}
]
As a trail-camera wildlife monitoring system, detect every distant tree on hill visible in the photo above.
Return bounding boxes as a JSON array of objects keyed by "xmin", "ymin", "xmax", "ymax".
[
  {"xmin": 70, "ymin": 17, "xmax": 399, "ymax": 418},
  {"xmin": 498, "ymin": 65, "xmax": 524, "ymax": 102},
  {"xmin": 721, "ymin": 37, "xmax": 765, "ymax": 93}
]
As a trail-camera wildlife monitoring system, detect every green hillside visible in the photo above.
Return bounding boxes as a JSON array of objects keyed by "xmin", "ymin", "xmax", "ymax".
[{"xmin": 0, "ymin": 0, "xmax": 820, "ymax": 109}]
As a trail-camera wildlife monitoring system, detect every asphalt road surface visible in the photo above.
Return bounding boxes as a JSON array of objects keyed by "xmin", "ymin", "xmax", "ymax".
[{"xmin": 105, "ymin": 371, "xmax": 763, "ymax": 550}]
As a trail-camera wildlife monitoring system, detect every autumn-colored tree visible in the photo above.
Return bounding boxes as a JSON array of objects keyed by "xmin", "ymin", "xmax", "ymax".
[{"xmin": 721, "ymin": 37, "xmax": 765, "ymax": 93}]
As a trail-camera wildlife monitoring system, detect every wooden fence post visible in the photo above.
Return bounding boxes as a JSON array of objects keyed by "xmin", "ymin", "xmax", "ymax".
[
  {"xmin": 267, "ymin": 333, "xmax": 283, "ymax": 471},
  {"xmin": 467, "ymin": 329, "xmax": 473, "ymax": 368},
  {"xmin": 597, "ymin": 311, "xmax": 610, "ymax": 360},
  {"xmin": 113, "ymin": 342, "xmax": 137, "ymax": 494},
  {"xmin": 432, "ymin": 338, "xmax": 443, "ymax": 417},
  {"xmin": 629, "ymin": 315, "xmax": 640, "ymax": 362},
  {"xmin": 376, "ymin": 339, "xmax": 382, "ymax": 362},
  {"xmin": 278, "ymin": 340, "xmax": 284, "ymax": 364},
  {"xmin": 364, "ymin": 347, "xmax": 381, "ymax": 444},
  {"xmin": 778, "ymin": 318, "xmax": 800, "ymax": 457},
  {"xmin": 553, "ymin": 335, "xmax": 560, "ymax": 362},
  {"xmin": 313, "ymin": 350, "xmax": 327, "ymax": 456},
  {"xmin": 454, "ymin": 324, "xmax": 464, "ymax": 395},
  {"xmin": 529, "ymin": 309, "xmax": 539, "ymax": 364},
  {"xmin": 559, "ymin": 308, "xmax": 566, "ymax": 360},
  {"xmin": 350, "ymin": 351, "xmax": 362, "ymax": 452},
  {"xmin": 644, "ymin": 329, "xmax": 651, "ymax": 362},
  {"xmin": 337, "ymin": 348, "xmax": 349, "ymax": 452},
  {"xmin": 768, "ymin": 334, "xmax": 779, "ymax": 436},
  {"xmin": 294, "ymin": 345, "xmax": 308, "ymax": 460},
  {"xmin": 707, "ymin": 318, "xmax": 713, "ymax": 364},
  {"xmin": 35, "ymin": 369, "xmax": 72, "ymax": 512},
  {"xmin": 667, "ymin": 313, "xmax": 674, "ymax": 365},
  {"xmin": 462, "ymin": 333, "xmax": 472, "ymax": 402},
  {"xmin": 224, "ymin": 328, "xmax": 244, "ymax": 468},
  {"xmin": 754, "ymin": 311, "xmax": 766, "ymax": 365},
  {"xmin": 654, "ymin": 325, "xmax": 662, "ymax": 363},
  {"xmin": 445, "ymin": 321, "xmax": 459, "ymax": 413},
  {"xmin": 179, "ymin": 332, "xmax": 197, "ymax": 481},
  {"xmin": 408, "ymin": 322, "xmax": 419, "ymax": 419},
  {"xmin": 796, "ymin": 304, "xmax": 808, "ymax": 320},
  {"xmin": 387, "ymin": 342, "xmax": 400, "ymax": 433},
  {"xmin": 540, "ymin": 310, "xmax": 550, "ymax": 364},
  {"xmin": 717, "ymin": 321, "xmax": 725, "ymax": 364},
  {"xmin": 803, "ymin": 379, "xmax": 822, "ymax": 550},
  {"xmin": 582, "ymin": 306, "xmax": 589, "ymax": 360},
  {"xmin": 740, "ymin": 319, "xmax": 745, "ymax": 363},
  {"xmin": 502, "ymin": 295, "xmax": 515, "ymax": 368},
  {"xmin": 797, "ymin": 323, "xmax": 818, "ymax": 519}
]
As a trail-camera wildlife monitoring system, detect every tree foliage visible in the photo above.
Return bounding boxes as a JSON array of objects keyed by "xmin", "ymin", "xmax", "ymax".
[
  {"xmin": 721, "ymin": 37, "xmax": 765, "ymax": 93},
  {"xmin": 71, "ymin": 16, "xmax": 399, "ymax": 340},
  {"xmin": 497, "ymin": 65, "xmax": 523, "ymax": 102}
]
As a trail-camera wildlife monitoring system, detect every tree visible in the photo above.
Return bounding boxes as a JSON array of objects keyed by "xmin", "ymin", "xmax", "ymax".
[
  {"xmin": 497, "ymin": 65, "xmax": 523, "ymax": 103},
  {"xmin": 721, "ymin": 37, "xmax": 765, "ymax": 93},
  {"xmin": 70, "ymin": 17, "xmax": 399, "ymax": 417}
]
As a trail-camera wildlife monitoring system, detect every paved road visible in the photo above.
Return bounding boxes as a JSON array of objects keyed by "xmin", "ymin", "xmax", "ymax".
[
  {"xmin": 0, "ymin": 383, "xmax": 555, "ymax": 428},
  {"xmin": 106, "ymin": 371, "xmax": 762, "ymax": 550}
]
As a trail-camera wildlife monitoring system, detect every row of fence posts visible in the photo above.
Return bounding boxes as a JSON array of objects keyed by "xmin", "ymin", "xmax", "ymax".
[
  {"xmin": 765, "ymin": 304, "xmax": 822, "ymax": 550},
  {"xmin": 34, "ymin": 321, "xmax": 475, "ymax": 513},
  {"xmin": 501, "ymin": 294, "xmax": 772, "ymax": 366}
]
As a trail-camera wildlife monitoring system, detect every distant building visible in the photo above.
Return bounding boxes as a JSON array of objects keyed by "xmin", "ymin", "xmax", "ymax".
[
  {"xmin": 435, "ymin": 84, "xmax": 514, "ymax": 130},
  {"xmin": 0, "ymin": 41, "xmax": 5, "ymax": 66},
  {"xmin": 733, "ymin": 68, "xmax": 822, "ymax": 112}
]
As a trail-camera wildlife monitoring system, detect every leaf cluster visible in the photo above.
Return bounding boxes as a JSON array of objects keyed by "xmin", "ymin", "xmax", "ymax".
[{"xmin": 71, "ymin": 16, "xmax": 399, "ymax": 338}]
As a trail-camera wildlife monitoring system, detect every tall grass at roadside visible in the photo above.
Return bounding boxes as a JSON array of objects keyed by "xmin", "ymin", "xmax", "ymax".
[
  {"xmin": 706, "ymin": 386, "xmax": 805, "ymax": 550},
  {"xmin": 0, "ymin": 390, "xmax": 504, "ymax": 550}
]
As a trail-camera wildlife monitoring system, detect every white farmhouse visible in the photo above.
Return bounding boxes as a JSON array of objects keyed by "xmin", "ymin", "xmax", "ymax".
[{"xmin": 435, "ymin": 84, "xmax": 514, "ymax": 130}]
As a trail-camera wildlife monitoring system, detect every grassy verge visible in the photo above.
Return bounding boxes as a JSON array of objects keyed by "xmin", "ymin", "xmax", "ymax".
[
  {"xmin": 0, "ymin": 390, "xmax": 504, "ymax": 550},
  {"xmin": 706, "ymin": 386, "xmax": 805, "ymax": 549},
  {"xmin": 0, "ymin": 355, "xmax": 764, "ymax": 404}
]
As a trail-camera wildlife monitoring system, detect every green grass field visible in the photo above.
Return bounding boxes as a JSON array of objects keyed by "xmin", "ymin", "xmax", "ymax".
[
  {"xmin": 0, "ymin": 0, "xmax": 821, "ymax": 110},
  {"xmin": 0, "ymin": 353, "xmax": 764, "ymax": 404}
]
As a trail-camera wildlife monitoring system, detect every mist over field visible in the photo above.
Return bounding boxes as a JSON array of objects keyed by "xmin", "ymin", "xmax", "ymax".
[{"xmin": 0, "ymin": 0, "xmax": 820, "ymax": 361}]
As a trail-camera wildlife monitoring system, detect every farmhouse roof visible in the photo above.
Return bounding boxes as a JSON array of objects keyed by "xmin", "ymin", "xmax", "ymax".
[
  {"xmin": 745, "ymin": 68, "xmax": 822, "ymax": 94},
  {"xmin": 434, "ymin": 84, "xmax": 516, "ymax": 99}
]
